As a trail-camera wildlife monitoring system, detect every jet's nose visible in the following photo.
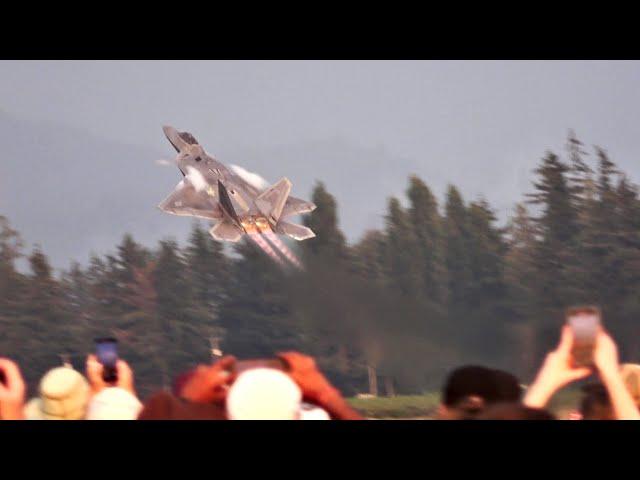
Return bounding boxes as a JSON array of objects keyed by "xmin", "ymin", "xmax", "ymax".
[
  {"xmin": 163, "ymin": 125, "xmax": 187, "ymax": 153},
  {"xmin": 163, "ymin": 125, "xmax": 177, "ymax": 138}
]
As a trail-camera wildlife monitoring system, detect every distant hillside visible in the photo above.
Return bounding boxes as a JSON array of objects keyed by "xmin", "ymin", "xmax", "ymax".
[
  {"xmin": 0, "ymin": 112, "xmax": 519, "ymax": 271},
  {"xmin": 0, "ymin": 111, "xmax": 180, "ymax": 270}
]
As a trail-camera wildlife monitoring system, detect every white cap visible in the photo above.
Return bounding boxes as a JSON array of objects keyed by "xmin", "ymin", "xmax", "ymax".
[
  {"xmin": 86, "ymin": 387, "xmax": 143, "ymax": 420},
  {"xmin": 299, "ymin": 403, "xmax": 331, "ymax": 420},
  {"xmin": 226, "ymin": 368, "xmax": 302, "ymax": 420}
]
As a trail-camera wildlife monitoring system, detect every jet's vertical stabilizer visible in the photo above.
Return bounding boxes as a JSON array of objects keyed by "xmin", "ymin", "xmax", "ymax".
[{"xmin": 255, "ymin": 177, "xmax": 292, "ymax": 223}]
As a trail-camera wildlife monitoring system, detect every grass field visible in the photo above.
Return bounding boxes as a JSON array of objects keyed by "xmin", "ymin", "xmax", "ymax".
[
  {"xmin": 348, "ymin": 393, "xmax": 440, "ymax": 419},
  {"xmin": 347, "ymin": 387, "xmax": 583, "ymax": 419}
]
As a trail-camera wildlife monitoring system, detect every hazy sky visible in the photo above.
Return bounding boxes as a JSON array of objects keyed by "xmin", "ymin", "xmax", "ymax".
[
  {"xmin": 1, "ymin": 61, "xmax": 640, "ymax": 267},
  {"xmin": 2, "ymin": 61, "xmax": 639, "ymax": 158}
]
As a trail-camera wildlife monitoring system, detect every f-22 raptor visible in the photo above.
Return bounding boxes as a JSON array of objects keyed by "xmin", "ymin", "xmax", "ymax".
[{"xmin": 158, "ymin": 126, "xmax": 316, "ymax": 265}]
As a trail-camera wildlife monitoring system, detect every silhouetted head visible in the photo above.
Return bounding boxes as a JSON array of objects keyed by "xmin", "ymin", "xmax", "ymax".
[
  {"xmin": 477, "ymin": 402, "xmax": 555, "ymax": 420},
  {"xmin": 439, "ymin": 365, "xmax": 522, "ymax": 419},
  {"xmin": 580, "ymin": 383, "xmax": 614, "ymax": 420}
]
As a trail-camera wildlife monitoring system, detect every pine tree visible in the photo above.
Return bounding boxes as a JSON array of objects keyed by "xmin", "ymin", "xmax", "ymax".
[
  {"xmin": 0, "ymin": 216, "xmax": 27, "ymax": 378},
  {"xmin": 16, "ymin": 248, "xmax": 71, "ymax": 385},
  {"xmin": 384, "ymin": 197, "xmax": 423, "ymax": 297},
  {"xmin": 407, "ymin": 175, "xmax": 448, "ymax": 307},
  {"xmin": 578, "ymin": 148, "xmax": 621, "ymax": 305},
  {"xmin": 567, "ymin": 129, "xmax": 594, "ymax": 211},
  {"xmin": 444, "ymin": 185, "xmax": 473, "ymax": 310},
  {"xmin": 219, "ymin": 238, "xmax": 298, "ymax": 359},
  {"xmin": 184, "ymin": 222, "xmax": 229, "ymax": 339},
  {"xmin": 504, "ymin": 203, "xmax": 539, "ymax": 377},
  {"xmin": 0, "ymin": 215, "xmax": 25, "ymax": 321},
  {"xmin": 302, "ymin": 182, "xmax": 348, "ymax": 265},
  {"xmin": 153, "ymin": 239, "xmax": 203, "ymax": 387},
  {"xmin": 527, "ymin": 152, "xmax": 579, "ymax": 314},
  {"xmin": 351, "ymin": 229, "xmax": 387, "ymax": 283},
  {"xmin": 467, "ymin": 199, "xmax": 505, "ymax": 302}
]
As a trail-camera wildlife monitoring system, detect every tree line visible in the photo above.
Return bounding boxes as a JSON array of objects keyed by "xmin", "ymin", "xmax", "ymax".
[{"xmin": 2, "ymin": 131, "xmax": 640, "ymax": 398}]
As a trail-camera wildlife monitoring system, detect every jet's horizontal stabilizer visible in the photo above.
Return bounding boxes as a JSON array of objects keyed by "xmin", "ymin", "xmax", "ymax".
[
  {"xmin": 209, "ymin": 221, "xmax": 243, "ymax": 242},
  {"xmin": 275, "ymin": 221, "xmax": 316, "ymax": 241},
  {"xmin": 158, "ymin": 179, "xmax": 222, "ymax": 220},
  {"xmin": 255, "ymin": 177, "xmax": 292, "ymax": 222},
  {"xmin": 281, "ymin": 196, "xmax": 317, "ymax": 218}
]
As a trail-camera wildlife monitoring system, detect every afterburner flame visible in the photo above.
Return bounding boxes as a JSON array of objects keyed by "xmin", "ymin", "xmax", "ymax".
[
  {"xmin": 262, "ymin": 231, "xmax": 304, "ymax": 270},
  {"xmin": 248, "ymin": 232, "xmax": 285, "ymax": 266}
]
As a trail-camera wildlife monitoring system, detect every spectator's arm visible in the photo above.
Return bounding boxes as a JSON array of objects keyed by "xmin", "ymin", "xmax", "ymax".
[
  {"xmin": 0, "ymin": 358, "xmax": 26, "ymax": 420},
  {"xmin": 277, "ymin": 351, "xmax": 363, "ymax": 420},
  {"xmin": 315, "ymin": 386, "xmax": 363, "ymax": 420},
  {"xmin": 179, "ymin": 356, "xmax": 236, "ymax": 405},
  {"xmin": 523, "ymin": 326, "xmax": 591, "ymax": 409},
  {"xmin": 594, "ymin": 330, "xmax": 640, "ymax": 420}
]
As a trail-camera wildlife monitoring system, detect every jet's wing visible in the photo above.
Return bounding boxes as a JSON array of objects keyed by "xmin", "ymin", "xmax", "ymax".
[
  {"xmin": 210, "ymin": 220, "xmax": 244, "ymax": 242},
  {"xmin": 158, "ymin": 179, "xmax": 223, "ymax": 220},
  {"xmin": 275, "ymin": 221, "xmax": 316, "ymax": 241},
  {"xmin": 281, "ymin": 196, "xmax": 317, "ymax": 218},
  {"xmin": 255, "ymin": 177, "xmax": 292, "ymax": 222}
]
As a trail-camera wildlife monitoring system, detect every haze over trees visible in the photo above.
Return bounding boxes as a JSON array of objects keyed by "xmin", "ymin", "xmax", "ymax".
[{"xmin": 2, "ymin": 132, "xmax": 640, "ymax": 398}]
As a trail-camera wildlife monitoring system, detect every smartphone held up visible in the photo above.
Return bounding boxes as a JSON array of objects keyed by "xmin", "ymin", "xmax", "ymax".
[
  {"xmin": 566, "ymin": 306, "xmax": 601, "ymax": 368},
  {"xmin": 95, "ymin": 337, "xmax": 119, "ymax": 383}
]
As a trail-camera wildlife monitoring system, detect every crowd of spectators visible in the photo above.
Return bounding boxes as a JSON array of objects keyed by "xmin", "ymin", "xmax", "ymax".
[{"xmin": 1, "ymin": 306, "xmax": 638, "ymax": 420}]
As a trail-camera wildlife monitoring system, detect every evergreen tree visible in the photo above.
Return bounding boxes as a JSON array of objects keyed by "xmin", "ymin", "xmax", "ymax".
[
  {"xmin": 578, "ymin": 148, "xmax": 621, "ymax": 305},
  {"xmin": 184, "ymin": 222, "xmax": 229, "ymax": 340},
  {"xmin": 504, "ymin": 203, "xmax": 539, "ymax": 377},
  {"xmin": 302, "ymin": 182, "xmax": 348, "ymax": 264},
  {"xmin": 384, "ymin": 197, "xmax": 423, "ymax": 297},
  {"xmin": 351, "ymin": 229, "xmax": 387, "ymax": 283},
  {"xmin": 464, "ymin": 199, "xmax": 508, "ymax": 363},
  {"xmin": 219, "ymin": 238, "xmax": 298, "ymax": 359},
  {"xmin": 0, "ymin": 215, "xmax": 25, "ymax": 322},
  {"xmin": 153, "ymin": 239, "xmax": 203, "ymax": 387},
  {"xmin": 407, "ymin": 175, "xmax": 448, "ymax": 308},
  {"xmin": 567, "ymin": 129, "xmax": 594, "ymax": 211},
  {"xmin": 527, "ymin": 152, "xmax": 579, "ymax": 315},
  {"xmin": 444, "ymin": 185, "xmax": 473, "ymax": 310},
  {"xmin": 17, "ymin": 248, "xmax": 70, "ymax": 384}
]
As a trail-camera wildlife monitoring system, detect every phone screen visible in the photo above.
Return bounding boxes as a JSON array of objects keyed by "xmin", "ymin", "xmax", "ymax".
[
  {"xmin": 568, "ymin": 313, "xmax": 600, "ymax": 367},
  {"xmin": 95, "ymin": 337, "xmax": 118, "ymax": 382}
]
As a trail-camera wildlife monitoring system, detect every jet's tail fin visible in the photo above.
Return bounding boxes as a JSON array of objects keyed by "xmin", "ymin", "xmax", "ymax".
[
  {"xmin": 209, "ymin": 221, "xmax": 243, "ymax": 242},
  {"xmin": 255, "ymin": 177, "xmax": 292, "ymax": 223},
  {"xmin": 275, "ymin": 221, "xmax": 316, "ymax": 241}
]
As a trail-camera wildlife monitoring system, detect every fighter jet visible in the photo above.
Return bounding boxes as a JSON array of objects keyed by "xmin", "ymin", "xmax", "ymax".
[{"xmin": 158, "ymin": 126, "xmax": 316, "ymax": 251}]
